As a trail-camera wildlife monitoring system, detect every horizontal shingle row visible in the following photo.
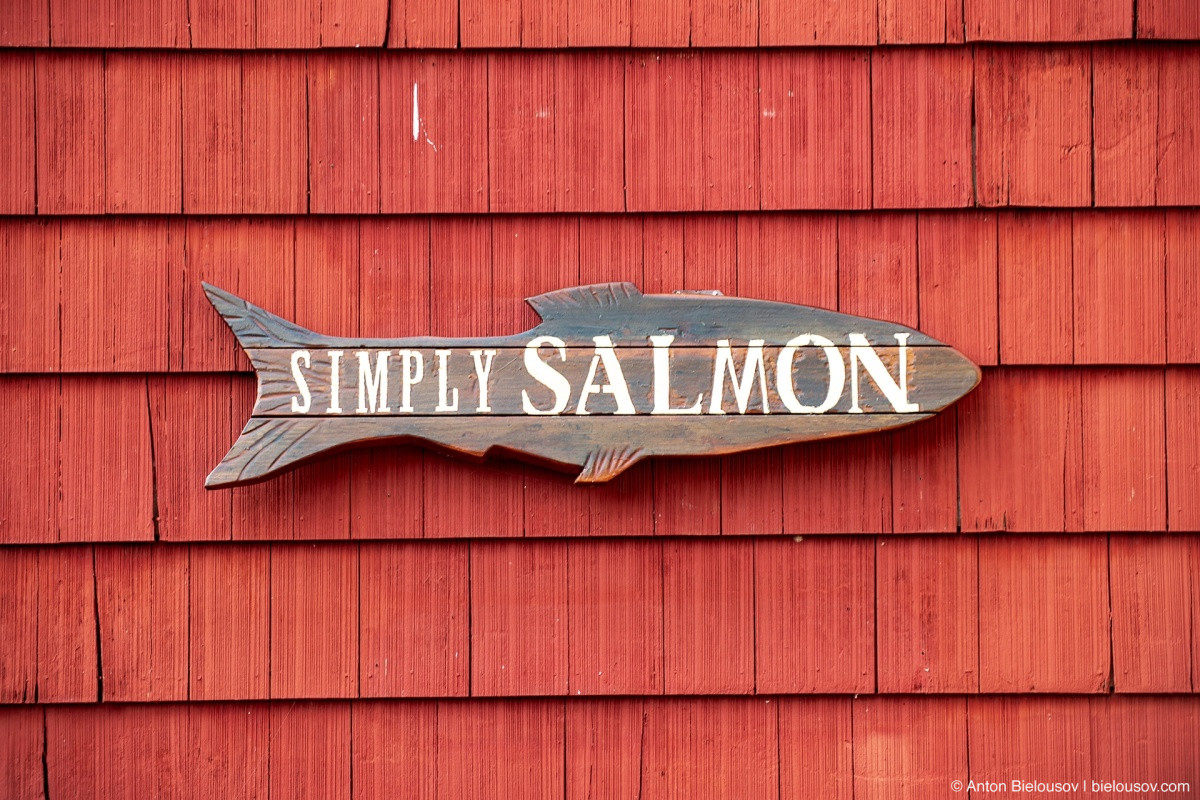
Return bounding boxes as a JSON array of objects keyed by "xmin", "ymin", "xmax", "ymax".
[
  {"xmin": 1, "ymin": 367, "xmax": 1195, "ymax": 542},
  {"xmin": 2, "ymin": 697, "xmax": 1194, "ymax": 800},
  {"xmin": 2, "ymin": 211, "xmax": 1197, "ymax": 374},
  {"xmin": 2, "ymin": 47, "xmax": 1197, "ymax": 215},
  {"xmin": 4, "ymin": 0, "xmax": 1198, "ymax": 48},
  {"xmin": 2, "ymin": 537, "xmax": 1196, "ymax": 702}
]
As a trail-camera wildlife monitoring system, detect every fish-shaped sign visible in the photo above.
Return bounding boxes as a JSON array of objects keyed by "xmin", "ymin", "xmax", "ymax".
[{"xmin": 203, "ymin": 282, "xmax": 980, "ymax": 488}]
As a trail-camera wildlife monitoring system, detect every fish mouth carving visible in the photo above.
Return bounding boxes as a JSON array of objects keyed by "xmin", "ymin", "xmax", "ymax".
[{"xmin": 203, "ymin": 282, "xmax": 980, "ymax": 488}]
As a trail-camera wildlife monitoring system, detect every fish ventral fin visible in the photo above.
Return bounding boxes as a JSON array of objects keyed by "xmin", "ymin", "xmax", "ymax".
[
  {"xmin": 202, "ymin": 282, "xmax": 320, "ymax": 350},
  {"xmin": 575, "ymin": 446, "xmax": 645, "ymax": 483},
  {"xmin": 527, "ymin": 282, "xmax": 643, "ymax": 320}
]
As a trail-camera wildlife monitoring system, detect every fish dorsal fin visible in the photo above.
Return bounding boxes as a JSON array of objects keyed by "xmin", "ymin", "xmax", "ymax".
[
  {"xmin": 527, "ymin": 282, "xmax": 642, "ymax": 320},
  {"xmin": 575, "ymin": 446, "xmax": 645, "ymax": 483}
]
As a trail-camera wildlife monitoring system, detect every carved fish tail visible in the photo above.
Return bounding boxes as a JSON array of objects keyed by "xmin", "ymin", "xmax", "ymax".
[
  {"xmin": 206, "ymin": 417, "xmax": 326, "ymax": 488},
  {"xmin": 202, "ymin": 283, "xmax": 323, "ymax": 351}
]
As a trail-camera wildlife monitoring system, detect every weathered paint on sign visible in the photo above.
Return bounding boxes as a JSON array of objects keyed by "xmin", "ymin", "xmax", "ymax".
[{"xmin": 204, "ymin": 282, "xmax": 980, "ymax": 487}]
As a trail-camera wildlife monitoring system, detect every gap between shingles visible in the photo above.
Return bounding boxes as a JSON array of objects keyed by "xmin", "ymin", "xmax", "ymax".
[
  {"xmin": 348, "ymin": 698, "xmax": 356, "ymax": 800},
  {"xmin": 56, "ymin": 223, "xmax": 63, "ymax": 374},
  {"xmin": 484, "ymin": 55, "xmax": 491, "ymax": 213},
  {"xmin": 774, "ymin": 699, "xmax": 781, "ymax": 800},
  {"xmin": 466, "ymin": 540, "xmax": 474, "ymax": 696},
  {"xmin": 381, "ymin": 0, "xmax": 394, "ymax": 47},
  {"xmin": 1105, "ymin": 533, "xmax": 1116, "ymax": 692},
  {"xmin": 993, "ymin": 204, "xmax": 1001, "ymax": 366},
  {"xmin": 913, "ymin": 211, "xmax": 922, "ymax": 363},
  {"xmin": 848, "ymin": 694, "xmax": 857, "ymax": 798},
  {"xmin": 561, "ymin": 698, "xmax": 568, "ymax": 800},
  {"xmin": 304, "ymin": 56, "xmax": 312, "ymax": 214},
  {"xmin": 636, "ymin": 697, "xmax": 646, "ymax": 799},
  {"xmin": 267, "ymin": 542, "xmax": 274, "ymax": 703},
  {"xmin": 355, "ymin": 543, "xmax": 362, "ymax": 697},
  {"xmin": 374, "ymin": 58, "xmax": 383, "ymax": 215},
  {"xmin": 564, "ymin": 541, "xmax": 572, "ymax": 693},
  {"xmin": 872, "ymin": 536, "xmax": 880, "ymax": 693},
  {"xmin": 867, "ymin": 50, "xmax": 875, "ymax": 210},
  {"xmin": 754, "ymin": 54, "xmax": 763, "ymax": 213},
  {"xmin": 964, "ymin": 694, "xmax": 974, "ymax": 790},
  {"xmin": 32, "ymin": 54, "xmax": 40, "ymax": 215},
  {"xmin": 1153, "ymin": 57, "xmax": 1161, "ymax": 206},
  {"xmin": 177, "ymin": 62, "xmax": 186, "ymax": 218},
  {"xmin": 621, "ymin": 56, "xmax": 629, "ymax": 214},
  {"xmin": 1068, "ymin": 212, "xmax": 1077, "ymax": 370},
  {"xmin": 974, "ymin": 535, "xmax": 981, "ymax": 692},
  {"xmin": 970, "ymin": 46, "xmax": 979, "ymax": 208},
  {"xmin": 100, "ymin": 52, "xmax": 108, "ymax": 211},
  {"xmin": 41, "ymin": 708, "xmax": 50, "ymax": 800},
  {"xmin": 185, "ymin": 546, "xmax": 192, "ymax": 702},
  {"xmin": 145, "ymin": 379, "xmax": 161, "ymax": 542},
  {"xmin": 1088, "ymin": 49, "xmax": 1097, "ymax": 208},
  {"xmin": 750, "ymin": 539, "xmax": 758, "ymax": 694},
  {"xmin": 658, "ymin": 540, "xmax": 666, "ymax": 694},
  {"xmin": 91, "ymin": 547, "xmax": 103, "ymax": 703},
  {"xmin": 34, "ymin": 543, "xmax": 43, "ymax": 704}
]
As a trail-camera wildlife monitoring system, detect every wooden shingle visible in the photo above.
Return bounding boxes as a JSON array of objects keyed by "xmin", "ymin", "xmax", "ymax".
[{"xmin": 0, "ymin": 54, "xmax": 36, "ymax": 213}]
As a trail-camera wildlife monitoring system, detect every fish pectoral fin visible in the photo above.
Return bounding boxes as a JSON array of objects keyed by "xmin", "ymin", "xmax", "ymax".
[
  {"xmin": 526, "ymin": 282, "xmax": 642, "ymax": 320},
  {"xmin": 575, "ymin": 446, "xmax": 645, "ymax": 483}
]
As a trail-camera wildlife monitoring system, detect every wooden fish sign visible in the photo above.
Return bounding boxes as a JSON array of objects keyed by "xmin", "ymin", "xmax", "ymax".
[{"xmin": 204, "ymin": 282, "xmax": 980, "ymax": 488}]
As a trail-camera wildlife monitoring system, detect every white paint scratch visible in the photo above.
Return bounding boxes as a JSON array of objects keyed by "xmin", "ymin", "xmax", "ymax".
[
  {"xmin": 412, "ymin": 83, "xmax": 420, "ymax": 142},
  {"xmin": 412, "ymin": 81, "xmax": 439, "ymax": 152}
]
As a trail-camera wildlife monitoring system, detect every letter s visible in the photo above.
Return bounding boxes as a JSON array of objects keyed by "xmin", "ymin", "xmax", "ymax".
[
  {"xmin": 290, "ymin": 350, "xmax": 312, "ymax": 413},
  {"xmin": 522, "ymin": 336, "xmax": 572, "ymax": 415}
]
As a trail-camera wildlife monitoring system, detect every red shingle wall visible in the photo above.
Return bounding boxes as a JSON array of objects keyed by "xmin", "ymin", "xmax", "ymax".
[{"xmin": 1, "ymin": 1, "xmax": 1198, "ymax": 796}]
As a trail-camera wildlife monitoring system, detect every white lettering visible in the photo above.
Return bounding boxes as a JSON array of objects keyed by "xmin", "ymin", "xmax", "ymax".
[
  {"xmin": 326, "ymin": 350, "xmax": 343, "ymax": 413},
  {"xmin": 522, "ymin": 336, "xmax": 572, "ymax": 415},
  {"xmin": 649, "ymin": 334, "xmax": 704, "ymax": 414},
  {"xmin": 576, "ymin": 336, "xmax": 636, "ymax": 415},
  {"xmin": 709, "ymin": 339, "xmax": 770, "ymax": 414},
  {"xmin": 434, "ymin": 349, "xmax": 459, "ymax": 412},
  {"xmin": 848, "ymin": 333, "xmax": 919, "ymax": 413},
  {"xmin": 290, "ymin": 350, "xmax": 312, "ymax": 413},
  {"xmin": 777, "ymin": 334, "xmax": 845, "ymax": 413},
  {"xmin": 397, "ymin": 350, "xmax": 424, "ymax": 412},
  {"xmin": 471, "ymin": 349, "xmax": 497, "ymax": 412},
  {"xmin": 356, "ymin": 351, "xmax": 391, "ymax": 413}
]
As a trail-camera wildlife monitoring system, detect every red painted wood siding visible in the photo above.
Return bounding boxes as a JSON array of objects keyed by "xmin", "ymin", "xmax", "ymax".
[
  {"xmin": 1, "ymin": 0, "xmax": 1197, "ymax": 797},
  {"xmin": 15, "ymin": 0, "xmax": 1198, "ymax": 47},
  {"xmin": 5, "ymin": 49, "xmax": 1200, "ymax": 214}
]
